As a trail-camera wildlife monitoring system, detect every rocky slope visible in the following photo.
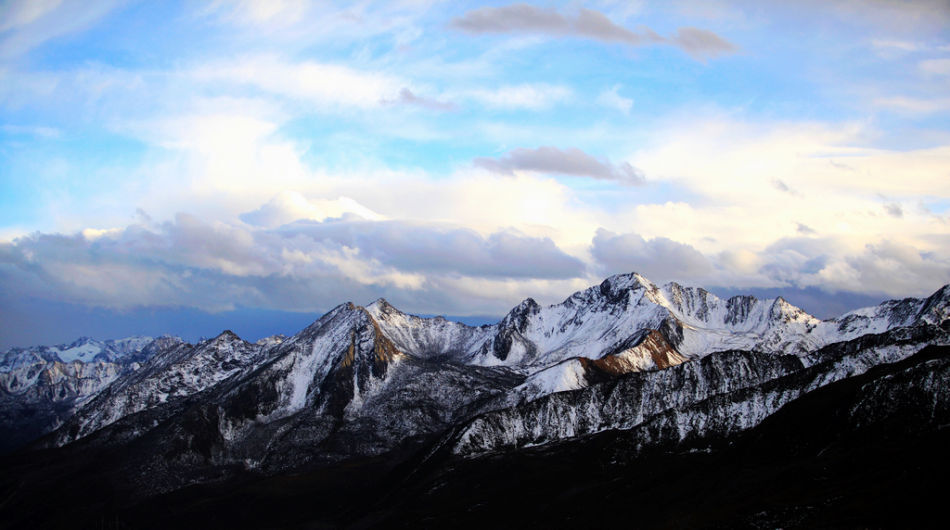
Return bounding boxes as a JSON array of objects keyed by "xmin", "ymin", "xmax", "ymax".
[
  {"xmin": 0, "ymin": 272, "xmax": 947, "ymax": 512},
  {"xmin": 0, "ymin": 335, "xmax": 182, "ymax": 452}
]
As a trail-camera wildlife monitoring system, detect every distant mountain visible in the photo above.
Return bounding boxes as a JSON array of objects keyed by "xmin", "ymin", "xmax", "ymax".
[
  {"xmin": 0, "ymin": 335, "xmax": 184, "ymax": 453},
  {"xmin": 1, "ymin": 272, "xmax": 948, "ymax": 527}
]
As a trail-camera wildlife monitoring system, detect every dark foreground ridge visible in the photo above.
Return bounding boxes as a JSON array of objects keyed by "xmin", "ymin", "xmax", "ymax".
[{"xmin": 1, "ymin": 344, "xmax": 946, "ymax": 529}]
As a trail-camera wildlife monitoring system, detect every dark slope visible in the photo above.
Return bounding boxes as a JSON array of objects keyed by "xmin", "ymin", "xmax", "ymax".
[
  {"xmin": 360, "ymin": 344, "xmax": 950, "ymax": 529},
  {"xmin": 2, "ymin": 345, "xmax": 945, "ymax": 529}
]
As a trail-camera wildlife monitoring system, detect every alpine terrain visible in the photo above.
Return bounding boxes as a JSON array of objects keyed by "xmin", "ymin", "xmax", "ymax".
[{"xmin": 1, "ymin": 272, "xmax": 948, "ymax": 528}]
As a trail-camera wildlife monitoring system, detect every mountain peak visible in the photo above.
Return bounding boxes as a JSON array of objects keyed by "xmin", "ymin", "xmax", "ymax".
[
  {"xmin": 367, "ymin": 297, "xmax": 398, "ymax": 312},
  {"xmin": 600, "ymin": 272, "xmax": 656, "ymax": 295},
  {"xmin": 214, "ymin": 330, "xmax": 243, "ymax": 343}
]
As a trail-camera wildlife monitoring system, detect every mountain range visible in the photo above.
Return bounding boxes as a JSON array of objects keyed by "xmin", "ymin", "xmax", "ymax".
[{"xmin": 1, "ymin": 272, "xmax": 948, "ymax": 528}]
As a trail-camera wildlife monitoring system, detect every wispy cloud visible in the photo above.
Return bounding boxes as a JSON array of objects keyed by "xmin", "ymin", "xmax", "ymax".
[
  {"xmin": 474, "ymin": 146, "xmax": 645, "ymax": 185},
  {"xmin": 190, "ymin": 55, "xmax": 404, "ymax": 110},
  {"xmin": 450, "ymin": 4, "xmax": 736, "ymax": 60},
  {"xmin": 874, "ymin": 95, "xmax": 950, "ymax": 114},
  {"xmin": 597, "ymin": 85, "xmax": 633, "ymax": 114},
  {"xmin": 919, "ymin": 58, "xmax": 950, "ymax": 77},
  {"xmin": 1, "ymin": 123, "xmax": 60, "ymax": 138},
  {"xmin": 383, "ymin": 88, "xmax": 457, "ymax": 112},
  {"xmin": 460, "ymin": 83, "xmax": 572, "ymax": 110},
  {"xmin": 0, "ymin": 0, "xmax": 122, "ymax": 60}
]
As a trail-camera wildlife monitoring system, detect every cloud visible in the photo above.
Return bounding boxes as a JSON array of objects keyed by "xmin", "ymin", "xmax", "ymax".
[
  {"xmin": 450, "ymin": 4, "xmax": 735, "ymax": 60},
  {"xmin": 474, "ymin": 146, "xmax": 645, "ymax": 185},
  {"xmin": 884, "ymin": 202, "xmax": 903, "ymax": 218},
  {"xmin": 0, "ymin": 0, "xmax": 63, "ymax": 32},
  {"xmin": 384, "ymin": 88, "xmax": 457, "ymax": 111},
  {"xmin": 239, "ymin": 191, "xmax": 385, "ymax": 228},
  {"xmin": 919, "ymin": 58, "xmax": 950, "ymax": 77},
  {"xmin": 0, "ymin": 124, "xmax": 60, "ymax": 138},
  {"xmin": 590, "ymin": 229, "xmax": 712, "ymax": 282},
  {"xmin": 0, "ymin": 210, "xmax": 585, "ymax": 314},
  {"xmin": 214, "ymin": 0, "xmax": 310, "ymax": 27},
  {"xmin": 796, "ymin": 223, "xmax": 817, "ymax": 235},
  {"xmin": 759, "ymin": 236, "xmax": 950, "ymax": 298},
  {"xmin": 773, "ymin": 179, "xmax": 794, "ymax": 193},
  {"xmin": 191, "ymin": 55, "xmax": 404, "ymax": 110},
  {"xmin": 450, "ymin": 4, "xmax": 570, "ymax": 35},
  {"xmin": 873, "ymin": 96, "xmax": 950, "ymax": 114},
  {"xmin": 597, "ymin": 85, "xmax": 633, "ymax": 114},
  {"xmin": 275, "ymin": 220, "xmax": 586, "ymax": 280},
  {"xmin": 670, "ymin": 27, "xmax": 736, "ymax": 60},
  {"xmin": 461, "ymin": 83, "xmax": 572, "ymax": 110},
  {"xmin": 0, "ymin": 0, "xmax": 121, "ymax": 60}
]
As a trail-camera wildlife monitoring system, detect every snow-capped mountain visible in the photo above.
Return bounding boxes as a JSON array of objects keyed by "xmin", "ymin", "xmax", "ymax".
[
  {"xmin": 0, "ymin": 335, "xmax": 183, "ymax": 452},
  {"xmin": 1, "ymin": 272, "xmax": 948, "ymax": 518}
]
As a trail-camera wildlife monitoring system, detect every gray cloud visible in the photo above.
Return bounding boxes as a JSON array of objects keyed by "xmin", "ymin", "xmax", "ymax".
[
  {"xmin": 760, "ymin": 236, "xmax": 950, "ymax": 297},
  {"xmin": 796, "ymin": 222, "xmax": 816, "ymax": 235},
  {"xmin": 590, "ymin": 228, "xmax": 712, "ymax": 282},
  {"xmin": 450, "ymin": 4, "xmax": 734, "ymax": 60},
  {"xmin": 451, "ymin": 4, "xmax": 569, "ymax": 34},
  {"xmin": 384, "ymin": 88, "xmax": 457, "ymax": 112},
  {"xmin": 0, "ymin": 214, "xmax": 585, "ymax": 314},
  {"xmin": 474, "ymin": 146, "xmax": 645, "ymax": 185},
  {"xmin": 278, "ymin": 219, "xmax": 585, "ymax": 279},
  {"xmin": 884, "ymin": 202, "xmax": 903, "ymax": 218},
  {"xmin": 773, "ymin": 179, "xmax": 792, "ymax": 193},
  {"xmin": 671, "ymin": 27, "xmax": 736, "ymax": 60}
]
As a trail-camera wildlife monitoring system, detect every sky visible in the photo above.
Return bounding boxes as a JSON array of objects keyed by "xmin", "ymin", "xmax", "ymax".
[{"xmin": 1, "ymin": 0, "xmax": 950, "ymax": 348}]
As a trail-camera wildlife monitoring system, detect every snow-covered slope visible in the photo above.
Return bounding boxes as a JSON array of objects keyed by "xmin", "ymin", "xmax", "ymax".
[
  {"xmin": 4, "ymin": 272, "xmax": 948, "ymax": 479},
  {"xmin": 466, "ymin": 273, "xmax": 949, "ymax": 370},
  {"xmin": 0, "ymin": 335, "xmax": 182, "ymax": 452},
  {"xmin": 53, "ymin": 333, "xmax": 262, "ymax": 445},
  {"xmin": 365, "ymin": 298, "xmax": 492, "ymax": 360},
  {"xmin": 451, "ymin": 325, "xmax": 950, "ymax": 457}
]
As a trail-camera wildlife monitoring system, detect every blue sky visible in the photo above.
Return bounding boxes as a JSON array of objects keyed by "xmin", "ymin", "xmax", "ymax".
[{"xmin": 1, "ymin": 0, "xmax": 950, "ymax": 347}]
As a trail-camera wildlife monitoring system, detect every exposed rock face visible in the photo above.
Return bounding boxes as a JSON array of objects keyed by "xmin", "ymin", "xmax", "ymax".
[
  {"xmin": 450, "ymin": 324, "xmax": 949, "ymax": 457},
  {"xmin": 0, "ymin": 335, "xmax": 183, "ymax": 452},
  {"xmin": 1, "ymin": 272, "xmax": 947, "ymax": 503}
]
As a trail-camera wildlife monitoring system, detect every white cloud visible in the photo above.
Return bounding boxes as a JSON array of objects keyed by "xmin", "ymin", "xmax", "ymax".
[
  {"xmin": 874, "ymin": 95, "xmax": 950, "ymax": 114},
  {"xmin": 461, "ymin": 83, "xmax": 572, "ymax": 110},
  {"xmin": 0, "ymin": 124, "xmax": 60, "ymax": 138},
  {"xmin": 0, "ymin": 0, "xmax": 63, "ymax": 32},
  {"xmin": 0, "ymin": 0, "xmax": 121, "ymax": 60},
  {"xmin": 919, "ymin": 58, "xmax": 950, "ymax": 76},
  {"xmin": 597, "ymin": 85, "xmax": 633, "ymax": 114},
  {"xmin": 240, "ymin": 191, "xmax": 385, "ymax": 227},
  {"xmin": 191, "ymin": 55, "xmax": 404, "ymax": 110}
]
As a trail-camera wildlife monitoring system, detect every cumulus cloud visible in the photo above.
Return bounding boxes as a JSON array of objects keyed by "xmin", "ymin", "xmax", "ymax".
[
  {"xmin": 590, "ymin": 229, "xmax": 712, "ymax": 282},
  {"xmin": 759, "ymin": 236, "xmax": 950, "ymax": 298},
  {"xmin": 0, "ymin": 211, "xmax": 585, "ymax": 313},
  {"xmin": 239, "ymin": 191, "xmax": 385, "ymax": 228},
  {"xmin": 450, "ymin": 4, "xmax": 735, "ymax": 60},
  {"xmin": 474, "ymin": 146, "xmax": 645, "ymax": 185}
]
